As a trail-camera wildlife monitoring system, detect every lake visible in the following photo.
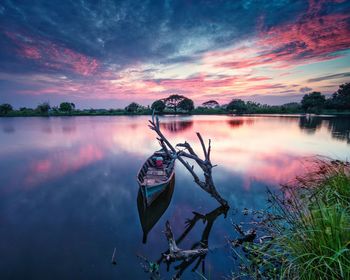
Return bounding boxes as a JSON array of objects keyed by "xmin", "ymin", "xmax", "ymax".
[{"xmin": 0, "ymin": 115, "xmax": 349, "ymax": 279}]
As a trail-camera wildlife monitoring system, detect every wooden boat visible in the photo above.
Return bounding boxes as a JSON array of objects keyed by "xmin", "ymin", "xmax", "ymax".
[
  {"xmin": 137, "ymin": 175, "xmax": 175, "ymax": 243},
  {"xmin": 137, "ymin": 150, "xmax": 175, "ymax": 207}
]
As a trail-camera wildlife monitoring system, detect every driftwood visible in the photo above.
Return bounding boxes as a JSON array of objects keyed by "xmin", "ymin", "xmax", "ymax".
[
  {"xmin": 231, "ymin": 227, "xmax": 257, "ymax": 247},
  {"xmin": 148, "ymin": 113, "xmax": 228, "ymax": 207}
]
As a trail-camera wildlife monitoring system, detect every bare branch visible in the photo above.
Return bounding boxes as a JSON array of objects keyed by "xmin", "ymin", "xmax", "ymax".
[
  {"xmin": 148, "ymin": 113, "xmax": 228, "ymax": 207},
  {"xmin": 177, "ymin": 151, "xmax": 206, "ymax": 165},
  {"xmin": 196, "ymin": 132, "xmax": 208, "ymax": 161},
  {"xmin": 207, "ymin": 139, "xmax": 211, "ymax": 161},
  {"xmin": 176, "ymin": 142, "xmax": 198, "ymax": 157}
]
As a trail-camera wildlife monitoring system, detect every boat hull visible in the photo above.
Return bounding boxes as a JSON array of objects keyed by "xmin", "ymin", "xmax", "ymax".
[
  {"xmin": 137, "ymin": 150, "xmax": 176, "ymax": 207},
  {"xmin": 140, "ymin": 171, "xmax": 175, "ymax": 207}
]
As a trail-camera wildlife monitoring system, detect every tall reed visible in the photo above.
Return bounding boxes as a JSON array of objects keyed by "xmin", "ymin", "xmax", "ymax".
[{"xmin": 231, "ymin": 159, "xmax": 350, "ymax": 279}]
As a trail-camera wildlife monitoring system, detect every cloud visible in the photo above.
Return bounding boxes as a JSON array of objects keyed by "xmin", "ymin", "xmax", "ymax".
[
  {"xmin": 4, "ymin": 31, "xmax": 100, "ymax": 76},
  {"xmin": 0, "ymin": 0, "xmax": 349, "ymax": 107},
  {"xmin": 0, "ymin": 0, "xmax": 317, "ymax": 74},
  {"xmin": 211, "ymin": 0, "xmax": 350, "ymax": 70},
  {"xmin": 307, "ymin": 72, "xmax": 350, "ymax": 83},
  {"xmin": 300, "ymin": 87, "xmax": 312, "ymax": 93},
  {"xmin": 246, "ymin": 76, "xmax": 271, "ymax": 82}
]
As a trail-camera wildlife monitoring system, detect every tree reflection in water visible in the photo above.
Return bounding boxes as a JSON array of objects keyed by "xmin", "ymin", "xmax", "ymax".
[
  {"xmin": 227, "ymin": 118, "xmax": 254, "ymax": 129},
  {"xmin": 298, "ymin": 115, "xmax": 322, "ymax": 134},
  {"xmin": 327, "ymin": 117, "xmax": 350, "ymax": 144},
  {"xmin": 299, "ymin": 115, "xmax": 350, "ymax": 143},
  {"xmin": 160, "ymin": 120, "xmax": 193, "ymax": 133}
]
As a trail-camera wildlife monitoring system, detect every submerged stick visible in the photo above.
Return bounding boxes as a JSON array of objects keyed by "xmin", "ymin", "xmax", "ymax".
[{"xmin": 111, "ymin": 247, "xmax": 117, "ymax": 265}]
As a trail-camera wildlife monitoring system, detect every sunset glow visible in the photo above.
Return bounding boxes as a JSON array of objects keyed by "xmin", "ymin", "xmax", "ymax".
[{"xmin": 1, "ymin": 0, "xmax": 350, "ymax": 108}]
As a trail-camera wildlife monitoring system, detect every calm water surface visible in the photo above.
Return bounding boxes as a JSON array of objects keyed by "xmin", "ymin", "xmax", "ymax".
[{"xmin": 0, "ymin": 115, "xmax": 349, "ymax": 279}]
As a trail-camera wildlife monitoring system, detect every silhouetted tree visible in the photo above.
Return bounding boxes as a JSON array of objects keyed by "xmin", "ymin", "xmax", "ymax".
[
  {"xmin": 59, "ymin": 102, "xmax": 75, "ymax": 112},
  {"xmin": 164, "ymin": 94, "xmax": 186, "ymax": 113},
  {"xmin": 125, "ymin": 102, "xmax": 140, "ymax": 113},
  {"xmin": 202, "ymin": 100, "xmax": 219, "ymax": 108},
  {"xmin": 281, "ymin": 102, "xmax": 302, "ymax": 113},
  {"xmin": 36, "ymin": 102, "xmax": 51, "ymax": 114},
  {"xmin": 245, "ymin": 101, "xmax": 261, "ymax": 113},
  {"xmin": 0, "ymin": 103, "xmax": 13, "ymax": 115},
  {"xmin": 151, "ymin": 100, "xmax": 166, "ymax": 113},
  {"xmin": 178, "ymin": 98, "xmax": 194, "ymax": 112},
  {"xmin": 331, "ymin": 83, "xmax": 350, "ymax": 110},
  {"xmin": 226, "ymin": 99, "xmax": 247, "ymax": 114},
  {"xmin": 301, "ymin": 92, "xmax": 325, "ymax": 113}
]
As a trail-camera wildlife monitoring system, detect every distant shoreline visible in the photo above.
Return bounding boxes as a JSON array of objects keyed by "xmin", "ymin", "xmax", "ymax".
[
  {"xmin": 1, "ymin": 111, "xmax": 350, "ymax": 118},
  {"xmin": 2, "ymin": 83, "xmax": 349, "ymax": 117}
]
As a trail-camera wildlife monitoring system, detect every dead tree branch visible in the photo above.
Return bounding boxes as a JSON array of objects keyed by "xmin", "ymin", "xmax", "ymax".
[
  {"xmin": 148, "ymin": 113, "xmax": 228, "ymax": 207},
  {"xmin": 231, "ymin": 223, "xmax": 257, "ymax": 247}
]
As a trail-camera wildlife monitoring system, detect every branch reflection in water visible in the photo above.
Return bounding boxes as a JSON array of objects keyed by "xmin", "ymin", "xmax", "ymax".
[{"xmin": 138, "ymin": 187, "xmax": 228, "ymax": 279}]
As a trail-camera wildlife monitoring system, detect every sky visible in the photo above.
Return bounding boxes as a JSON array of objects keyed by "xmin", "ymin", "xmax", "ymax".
[{"xmin": 0, "ymin": 0, "xmax": 350, "ymax": 109}]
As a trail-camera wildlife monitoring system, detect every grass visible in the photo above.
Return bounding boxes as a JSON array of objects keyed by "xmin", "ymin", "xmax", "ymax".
[
  {"xmin": 231, "ymin": 160, "xmax": 350, "ymax": 279},
  {"xmin": 280, "ymin": 202, "xmax": 350, "ymax": 279}
]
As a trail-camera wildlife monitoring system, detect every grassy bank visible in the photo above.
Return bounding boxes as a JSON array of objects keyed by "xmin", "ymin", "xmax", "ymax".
[{"xmin": 232, "ymin": 160, "xmax": 350, "ymax": 279}]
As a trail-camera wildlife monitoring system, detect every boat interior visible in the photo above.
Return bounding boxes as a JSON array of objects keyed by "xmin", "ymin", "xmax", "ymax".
[{"xmin": 138, "ymin": 152, "xmax": 174, "ymax": 186}]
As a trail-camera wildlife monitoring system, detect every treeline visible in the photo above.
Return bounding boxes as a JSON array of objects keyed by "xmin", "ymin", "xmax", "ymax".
[
  {"xmin": 0, "ymin": 102, "xmax": 83, "ymax": 117},
  {"xmin": 193, "ymin": 82, "xmax": 349, "ymax": 114},
  {"xmin": 0, "ymin": 101, "xmax": 137, "ymax": 117},
  {"xmin": 1, "ymin": 82, "xmax": 349, "ymax": 116}
]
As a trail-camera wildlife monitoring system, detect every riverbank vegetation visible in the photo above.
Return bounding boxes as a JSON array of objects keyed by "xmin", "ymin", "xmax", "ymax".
[
  {"xmin": 0, "ymin": 82, "xmax": 349, "ymax": 117},
  {"xmin": 231, "ymin": 159, "xmax": 350, "ymax": 279}
]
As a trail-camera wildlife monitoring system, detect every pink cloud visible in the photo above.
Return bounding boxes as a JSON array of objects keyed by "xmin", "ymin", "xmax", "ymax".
[
  {"xmin": 259, "ymin": 4, "xmax": 350, "ymax": 60},
  {"xmin": 245, "ymin": 83, "xmax": 287, "ymax": 91},
  {"xmin": 213, "ymin": 0, "xmax": 350, "ymax": 70},
  {"xmin": 246, "ymin": 76, "xmax": 271, "ymax": 82},
  {"xmin": 22, "ymin": 46, "xmax": 42, "ymax": 59},
  {"xmin": 150, "ymin": 75, "xmax": 240, "ymax": 91},
  {"xmin": 5, "ymin": 31, "xmax": 99, "ymax": 76}
]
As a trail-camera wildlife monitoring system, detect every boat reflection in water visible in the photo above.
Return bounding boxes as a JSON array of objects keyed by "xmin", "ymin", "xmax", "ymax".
[{"xmin": 137, "ymin": 176, "xmax": 175, "ymax": 243}]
